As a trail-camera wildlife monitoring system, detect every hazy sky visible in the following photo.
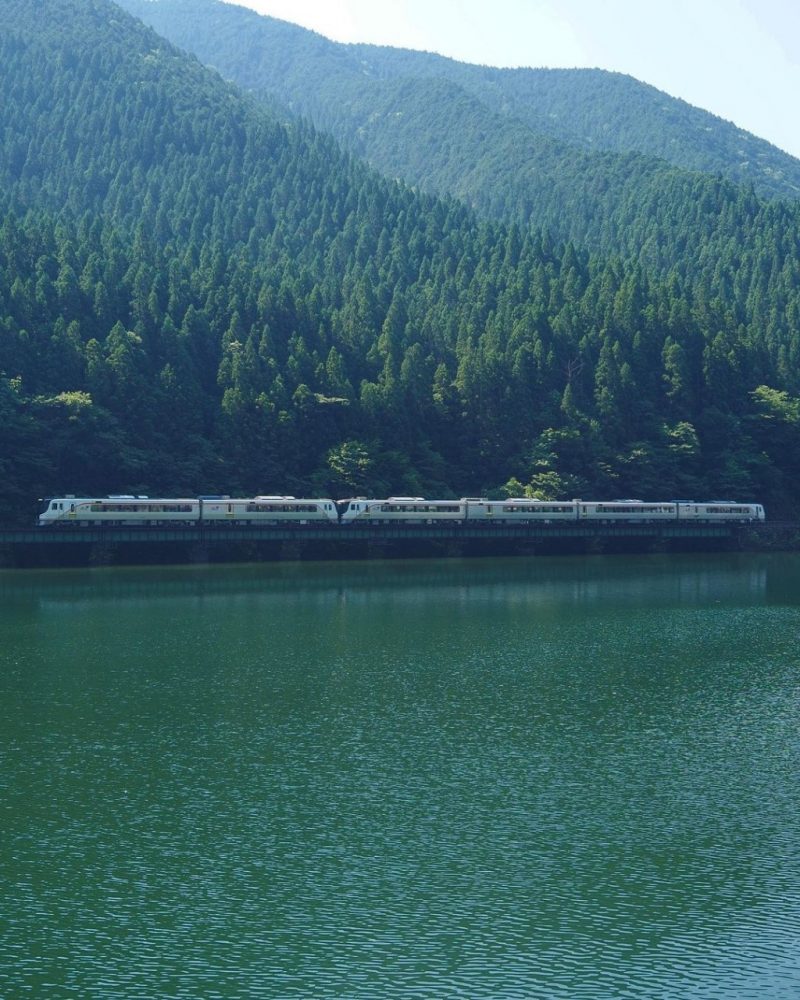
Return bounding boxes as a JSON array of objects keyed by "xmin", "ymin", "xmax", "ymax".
[{"xmin": 224, "ymin": 0, "xmax": 800, "ymax": 159}]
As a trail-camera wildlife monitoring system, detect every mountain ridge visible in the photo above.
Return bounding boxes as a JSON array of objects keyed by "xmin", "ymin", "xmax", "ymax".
[{"xmin": 118, "ymin": 0, "xmax": 800, "ymax": 204}]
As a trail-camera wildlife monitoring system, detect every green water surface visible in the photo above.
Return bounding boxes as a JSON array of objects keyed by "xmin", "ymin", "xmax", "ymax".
[{"xmin": 1, "ymin": 554, "xmax": 798, "ymax": 998}]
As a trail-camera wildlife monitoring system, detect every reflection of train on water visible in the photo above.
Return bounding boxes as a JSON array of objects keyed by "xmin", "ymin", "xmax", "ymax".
[{"xmin": 38, "ymin": 495, "xmax": 766, "ymax": 526}]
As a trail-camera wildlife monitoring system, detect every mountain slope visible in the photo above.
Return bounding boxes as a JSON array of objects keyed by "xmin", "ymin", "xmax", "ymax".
[
  {"xmin": 350, "ymin": 46, "xmax": 800, "ymax": 199},
  {"xmin": 1, "ymin": 0, "xmax": 800, "ymax": 524},
  {"xmin": 119, "ymin": 0, "xmax": 800, "ymax": 204}
]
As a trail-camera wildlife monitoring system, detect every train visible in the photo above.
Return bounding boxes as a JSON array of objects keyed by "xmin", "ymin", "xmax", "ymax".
[
  {"xmin": 38, "ymin": 495, "xmax": 766, "ymax": 526},
  {"xmin": 38, "ymin": 496, "xmax": 338, "ymax": 525}
]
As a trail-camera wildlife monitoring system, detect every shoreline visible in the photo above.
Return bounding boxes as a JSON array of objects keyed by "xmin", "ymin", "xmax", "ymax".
[{"xmin": 1, "ymin": 522, "xmax": 796, "ymax": 570}]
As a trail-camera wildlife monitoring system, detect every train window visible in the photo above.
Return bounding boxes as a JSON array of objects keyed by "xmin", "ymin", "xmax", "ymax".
[
  {"xmin": 597, "ymin": 505, "xmax": 673, "ymax": 514},
  {"xmin": 381, "ymin": 503, "xmax": 460, "ymax": 513},
  {"xmin": 502, "ymin": 504, "xmax": 571, "ymax": 513}
]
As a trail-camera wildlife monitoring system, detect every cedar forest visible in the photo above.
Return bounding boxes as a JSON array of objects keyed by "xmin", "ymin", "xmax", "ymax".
[{"xmin": 1, "ymin": 0, "xmax": 800, "ymax": 526}]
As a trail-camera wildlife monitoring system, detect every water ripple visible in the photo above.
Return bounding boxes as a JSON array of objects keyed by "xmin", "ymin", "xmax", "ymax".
[{"xmin": 1, "ymin": 555, "xmax": 799, "ymax": 997}]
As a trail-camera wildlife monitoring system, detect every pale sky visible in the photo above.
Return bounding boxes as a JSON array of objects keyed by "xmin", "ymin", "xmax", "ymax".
[{"xmin": 224, "ymin": 0, "xmax": 800, "ymax": 159}]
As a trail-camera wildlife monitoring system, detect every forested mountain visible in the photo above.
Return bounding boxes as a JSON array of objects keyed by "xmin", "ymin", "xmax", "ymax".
[
  {"xmin": 120, "ymin": 0, "xmax": 800, "ymax": 206},
  {"xmin": 1, "ymin": 0, "xmax": 799, "ymax": 527}
]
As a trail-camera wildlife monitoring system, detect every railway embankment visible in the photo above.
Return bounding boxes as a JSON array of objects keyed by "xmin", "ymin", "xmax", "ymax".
[
  {"xmin": 0, "ymin": 520, "xmax": 790, "ymax": 569},
  {"xmin": 738, "ymin": 520, "xmax": 800, "ymax": 552}
]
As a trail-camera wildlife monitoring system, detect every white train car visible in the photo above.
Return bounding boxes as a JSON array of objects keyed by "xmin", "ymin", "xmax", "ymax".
[
  {"xmin": 465, "ymin": 499, "xmax": 579, "ymax": 521},
  {"xmin": 578, "ymin": 501, "xmax": 678, "ymax": 521},
  {"xmin": 39, "ymin": 496, "xmax": 199, "ymax": 525},
  {"xmin": 339, "ymin": 497, "xmax": 765, "ymax": 525},
  {"xmin": 200, "ymin": 496, "xmax": 338, "ymax": 524},
  {"xmin": 676, "ymin": 502, "xmax": 764, "ymax": 522},
  {"xmin": 38, "ymin": 495, "xmax": 338, "ymax": 526},
  {"xmin": 340, "ymin": 497, "xmax": 466, "ymax": 523}
]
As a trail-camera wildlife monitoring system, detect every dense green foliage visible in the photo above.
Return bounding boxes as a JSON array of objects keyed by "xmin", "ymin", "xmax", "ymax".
[
  {"xmin": 0, "ymin": 0, "xmax": 799, "ymax": 526},
  {"xmin": 120, "ymin": 0, "xmax": 800, "ymax": 206}
]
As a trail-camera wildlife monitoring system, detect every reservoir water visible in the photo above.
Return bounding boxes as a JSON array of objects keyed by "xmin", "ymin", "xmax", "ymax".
[{"xmin": 1, "ymin": 553, "xmax": 799, "ymax": 998}]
